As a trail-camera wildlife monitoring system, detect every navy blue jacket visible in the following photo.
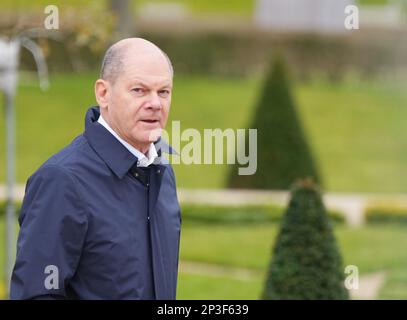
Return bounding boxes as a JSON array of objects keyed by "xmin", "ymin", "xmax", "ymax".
[{"xmin": 10, "ymin": 107, "xmax": 181, "ymax": 300}]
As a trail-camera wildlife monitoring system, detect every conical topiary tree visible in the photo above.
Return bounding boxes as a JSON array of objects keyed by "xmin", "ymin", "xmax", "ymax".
[
  {"xmin": 262, "ymin": 179, "xmax": 349, "ymax": 300},
  {"xmin": 228, "ymin": 56, "xmax": 321, "ymax": 189}
]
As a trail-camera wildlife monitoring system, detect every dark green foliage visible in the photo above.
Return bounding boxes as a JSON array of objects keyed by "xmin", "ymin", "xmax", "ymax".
[
  {"xmin": 262, "ymin": 180, "xmax": 349, "ymax": 300},
  {"xmin": 180, "ymin": 204, "xmax": 344, "ymax": 225},
  {"xmin": 0, "ymin": 202, "xmax": 21, "ymax": 217},
  {"xmin": 365, "ymin": 206, "xmax": 407, "ymax": 225},
  {"xmin": 228, "ymin": 56, "xmax": 321, "ymax": 189}
]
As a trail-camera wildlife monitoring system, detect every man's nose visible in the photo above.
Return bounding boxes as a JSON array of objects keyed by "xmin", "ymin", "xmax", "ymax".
[{"xmin": 146, "ymin": 92, "xmax": 162, "ymax": 110}]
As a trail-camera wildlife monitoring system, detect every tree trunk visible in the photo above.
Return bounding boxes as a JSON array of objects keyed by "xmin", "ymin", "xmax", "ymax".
[{"xmin": 109, "ymin": 0, "xmax": 134, "ymax": 39}]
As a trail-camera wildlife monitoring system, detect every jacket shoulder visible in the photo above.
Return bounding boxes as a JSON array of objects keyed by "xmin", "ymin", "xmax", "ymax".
[{"xmin": 31, "ymin": 134, "xmax": 100, "ymax": 179}]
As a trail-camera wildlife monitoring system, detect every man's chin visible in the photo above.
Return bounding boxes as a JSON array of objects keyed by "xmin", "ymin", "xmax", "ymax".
[{"xmin": 147, "ymin": 128, "xmax": 163, "ymax": 142}]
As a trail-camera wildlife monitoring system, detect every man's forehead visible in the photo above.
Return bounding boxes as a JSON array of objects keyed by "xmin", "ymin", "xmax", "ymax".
[
  {"xmin": 122, "ymin": 52, "xmax": 172, "ymax": 77},
  {"xmin": 123, "ymin": 73, "xmax": 172, "ymax": 88}
]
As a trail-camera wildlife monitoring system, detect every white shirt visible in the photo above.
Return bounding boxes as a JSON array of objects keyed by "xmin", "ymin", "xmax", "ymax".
[{"xmin": 97, "ymin": 115, "xmax": 158, "ymax": 167}]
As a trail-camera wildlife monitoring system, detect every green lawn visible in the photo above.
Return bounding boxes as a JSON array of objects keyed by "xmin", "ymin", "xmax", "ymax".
[
  {"xmin": 1, "ymin": 72, "xmax": 407, "ymax": 193},
  {"xmin": 179, "ymin": 222, "xmax": 407, "ymax": 299},
  {"xmin": 179, "ymin": 222, "xmax": 407, "ymax": 273},
  {"xmin": 379, "ymin": 269, "xmax": 407, "ymax": 299},
  {"xmin": 177, "ymin": 273, "xmax": 263, "ymax": 300}
]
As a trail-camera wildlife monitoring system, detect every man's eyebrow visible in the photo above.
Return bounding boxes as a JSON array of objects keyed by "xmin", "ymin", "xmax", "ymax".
[{"xmin": 132, "ymin": 81, "xmax": 172, "ymax": 89}]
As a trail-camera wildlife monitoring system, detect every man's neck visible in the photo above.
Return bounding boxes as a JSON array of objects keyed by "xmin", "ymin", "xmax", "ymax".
[{"xmin": 97, "ymin": 114, "xmax": 153, "ymax": 160}]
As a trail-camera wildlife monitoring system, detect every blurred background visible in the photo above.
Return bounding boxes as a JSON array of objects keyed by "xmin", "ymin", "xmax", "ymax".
[{"xmin": 1, "ymin": 0, "xmax": 407, "ymax": 299}]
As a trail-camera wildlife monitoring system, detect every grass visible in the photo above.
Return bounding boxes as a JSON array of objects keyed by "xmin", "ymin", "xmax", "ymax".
[
  {"xmin": 177, "ymin": 273, "xmax": 263, "ymax": 300},
  {"xmin": 179, "ymin": 222, "xmax": 407, "ymax": 274},
  {"xmin": 179, "ymin": 222, "xmax": 407, "ymax": 299},
  {"xmin": 295, "ymin": 78, "xmax": 407, "ymax": 193},
  {"xmin": 379, "ymin": 269, "xmax": 407, "ymax": 299},
  {"xmin": 1, "ymin": 72, "xmax": 407, "ymax": 193}
]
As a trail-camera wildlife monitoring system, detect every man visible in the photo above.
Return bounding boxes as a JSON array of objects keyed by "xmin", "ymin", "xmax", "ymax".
[{"xmin": 10, "ymin": 38, "xmax": 181, "ymax": 299}]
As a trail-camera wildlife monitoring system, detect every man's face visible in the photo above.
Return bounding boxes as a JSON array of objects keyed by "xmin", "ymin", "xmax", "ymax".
[{"xmin": 99, "ymin": 51, "xmax": 172, "ymax": 152}]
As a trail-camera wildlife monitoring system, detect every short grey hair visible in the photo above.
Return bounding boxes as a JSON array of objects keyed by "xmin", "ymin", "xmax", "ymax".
[{"xmin": 100, "ymin": 44, "xmax": 174, "ymax": 83}]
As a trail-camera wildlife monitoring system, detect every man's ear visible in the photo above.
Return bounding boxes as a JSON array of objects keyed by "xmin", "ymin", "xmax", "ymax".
[{"xmin": 95, "ymin": 79, "xmax": 110, "ymax": 111}]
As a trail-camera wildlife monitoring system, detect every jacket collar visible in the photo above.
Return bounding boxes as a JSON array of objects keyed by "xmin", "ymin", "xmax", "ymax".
[{"xmin": 84, "ymin": 106, "xmax": 175, "ymax": 179}]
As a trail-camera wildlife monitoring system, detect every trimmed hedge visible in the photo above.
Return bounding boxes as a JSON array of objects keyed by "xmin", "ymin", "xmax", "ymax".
[
  {"xmin": 7, "ymin": 201, "xmax": 407, "ymax": 226},
  {"xmin": 365, "ymin": 205, "xmax": 407, "ymax": 224},
  {"xmin": 0, "ymin": 17, "xmax": 401, "ymax": 80},
  {"xmin": 181, "ymin": 204, "xmax": 284, "ymax": 224},
  {"xmin": 180, "ymin": 204, "xmax": 344, "ymax": 225},
  {"xmin": 0, "ymin": 202, "xmax": 344, "ymax": 224},
  {"xmin": 262, "ymin": 180, "xmax": 349, "ymax": 300},
  {"xmin": 228, "ymin": 56, "xmax": 321, "ymax": 190}
]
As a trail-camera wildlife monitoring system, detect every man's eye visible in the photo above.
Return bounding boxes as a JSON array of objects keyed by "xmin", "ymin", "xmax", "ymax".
[
  {"xmin": 132, "ymin": 88, "xmax": 145, "ymax": 94},
  {"xmin": 159, "ymin": 90, "xmax": 170, "ymax": 98}
]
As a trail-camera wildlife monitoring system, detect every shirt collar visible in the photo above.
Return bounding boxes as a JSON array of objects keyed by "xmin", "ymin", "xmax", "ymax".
[
  {"xmin": 97, "ymin": 114, "xmax": 158, "ymax": 167},
  {"xmin": 84, "ymin": 106, "xmax": 175, "ymax": 179}
]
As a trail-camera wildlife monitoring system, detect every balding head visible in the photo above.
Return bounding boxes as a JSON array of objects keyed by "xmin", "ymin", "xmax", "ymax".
[{"xmin": 100, "ymin": 38, "xmax": 173, "ymax": 84}]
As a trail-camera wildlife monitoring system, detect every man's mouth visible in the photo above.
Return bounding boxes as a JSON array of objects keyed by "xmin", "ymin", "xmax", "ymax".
[{"xmin": 140, "ymin": 119, "xmax": 159, "ymax": 124}]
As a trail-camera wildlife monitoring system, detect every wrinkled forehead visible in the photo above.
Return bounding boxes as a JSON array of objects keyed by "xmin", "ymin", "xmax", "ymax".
[{"xmin": 119, "ymin": 50, "xmax": 172, "ymax": 86}]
